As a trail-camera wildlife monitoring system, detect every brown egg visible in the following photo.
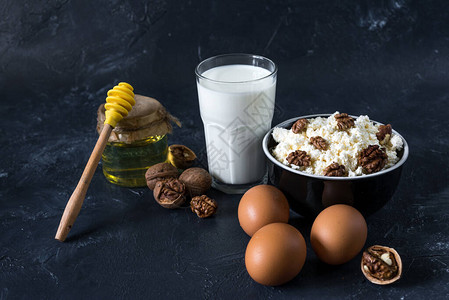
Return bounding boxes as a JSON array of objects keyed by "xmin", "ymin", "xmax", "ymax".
[
  {"xmin": 238, "ymin": 185, "xmax": 289, "ymax": 236},
  {"xmin": 245, "ymin": 223, "xmax": 307, "ymax": 286},
  {"xmin": 310, "ymin": 204, "xmax": 367, "ymax": 265}
]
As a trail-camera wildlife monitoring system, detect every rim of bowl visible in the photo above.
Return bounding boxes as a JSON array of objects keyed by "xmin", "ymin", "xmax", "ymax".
[{"xmin": 262, "ymin": 113, "xmax": 409, "ymax": 181}]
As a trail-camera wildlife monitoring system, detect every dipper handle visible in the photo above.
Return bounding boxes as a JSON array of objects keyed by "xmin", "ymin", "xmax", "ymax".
[{"xmin": 55, "ymin": 83, "xmax": 135, "ymax": 242}]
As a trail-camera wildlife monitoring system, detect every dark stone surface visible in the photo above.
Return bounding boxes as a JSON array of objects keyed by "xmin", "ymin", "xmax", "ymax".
[{"xmin": 1, "ymin": 0, "xmax": 448, "ymax": 298}]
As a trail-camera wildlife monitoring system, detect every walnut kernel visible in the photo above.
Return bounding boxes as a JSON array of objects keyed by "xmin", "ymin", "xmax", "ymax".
[
  {"xmin": 358, "ymin": 145, "xmax": 388, "ymax": 174},
  {"xmin": 335, "ymin": 113, "xmax": 355, "ymax": 130},
  {"xmin": 291, "ymin": 118, "xmax": 308, "ymax": 134},
  {"xmin": 190, "ymin": 195, "xmax": 217, "ymax": 218},
  {"xmin": 310, "ymin": 136, "xmax": 328, "ymax": 150},
  {"xmin": 323, "ymin": 162, "xmax": 346, "ymax": 177},
  {"xmin": 376, "ymin": 124, "xmax": 392, "ymax": 145},
  {"xmin": 286, "ymin": 150, "xmax": 311, "ymax": 167}
]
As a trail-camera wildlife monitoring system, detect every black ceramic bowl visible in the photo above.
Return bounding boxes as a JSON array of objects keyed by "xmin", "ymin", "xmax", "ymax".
[{"xmin": 262, "ymin": 114, "xmax": 409, "ymax": 219}]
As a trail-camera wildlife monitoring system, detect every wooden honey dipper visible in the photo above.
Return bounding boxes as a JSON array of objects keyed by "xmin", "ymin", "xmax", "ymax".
[{"xmin": 55, "ymin": 82, "xmax": 135, "ymax": 242}]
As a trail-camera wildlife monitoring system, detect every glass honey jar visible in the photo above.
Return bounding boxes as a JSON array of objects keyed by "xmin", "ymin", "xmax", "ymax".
[{"xmin": 97, "ymin": 95, "xmax": 180, "ymax": 187}]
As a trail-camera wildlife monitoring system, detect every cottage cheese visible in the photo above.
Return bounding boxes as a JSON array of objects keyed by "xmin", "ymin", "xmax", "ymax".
[{"xmin": 271, "ymin": 112, "xmax": 404, "ymax": 176}]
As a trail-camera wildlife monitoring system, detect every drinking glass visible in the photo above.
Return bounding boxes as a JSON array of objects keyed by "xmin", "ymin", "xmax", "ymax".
[{"xmin": 196, "ymin": 54, "xmax": 277, "ymax": 194}]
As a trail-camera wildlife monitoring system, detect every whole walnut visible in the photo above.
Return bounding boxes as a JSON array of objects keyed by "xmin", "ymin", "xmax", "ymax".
[
  {"xmin": 145, "ymin": 162, "xmax": 179, "ymax": 190},
  {"xmin": 179, "ymin": 167, "xmax": 212, "ymax": 197}
]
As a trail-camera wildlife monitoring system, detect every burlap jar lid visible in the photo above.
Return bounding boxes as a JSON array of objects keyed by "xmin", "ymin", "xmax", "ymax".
[{"xmin": 97, "ymin": 94, "xmax": 181, "ymax": 143}]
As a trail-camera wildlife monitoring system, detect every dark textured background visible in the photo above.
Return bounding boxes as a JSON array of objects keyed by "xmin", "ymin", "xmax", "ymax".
[{"xmin": 1, "ymin": 0, "xmax": 448, "ymax": 298}]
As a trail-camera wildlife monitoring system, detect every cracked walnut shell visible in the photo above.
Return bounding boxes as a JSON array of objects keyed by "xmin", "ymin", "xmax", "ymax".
[
  {"xmin": 361, "ymin": 245, "xmax": 402, "ymax": 285},
  {"xmin": 168, "ymin": 144, "xmax": 197, "ymax": 169},
  {"xmin": 153, "ymin": 178, "xmax": 186, "ymax": 209},
  {"xmin": 190, "ymin": 195, "xmax": 217, "ymax": 218}
]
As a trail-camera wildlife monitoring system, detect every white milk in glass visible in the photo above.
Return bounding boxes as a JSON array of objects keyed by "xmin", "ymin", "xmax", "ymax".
[{"xmin": 197, "ymin": 64, "xmax": 276, "ymax": 184}]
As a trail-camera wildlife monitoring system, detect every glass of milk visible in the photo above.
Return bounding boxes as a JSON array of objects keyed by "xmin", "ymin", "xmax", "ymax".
[{"xmin": 196, "ymin": 54, "xmax": 277, "ymax": 194}]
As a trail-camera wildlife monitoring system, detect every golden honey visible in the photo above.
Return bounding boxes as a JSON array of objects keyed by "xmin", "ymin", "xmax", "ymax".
[{"xmin": 101, "ymin": 135, "xmax": 168, "ymax": 187}]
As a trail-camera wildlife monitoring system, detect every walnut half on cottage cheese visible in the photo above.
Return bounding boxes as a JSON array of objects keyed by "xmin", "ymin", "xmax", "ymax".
[{"xmin": 271, "ymin": 112, "xmax": 404, "ymax": 177}]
